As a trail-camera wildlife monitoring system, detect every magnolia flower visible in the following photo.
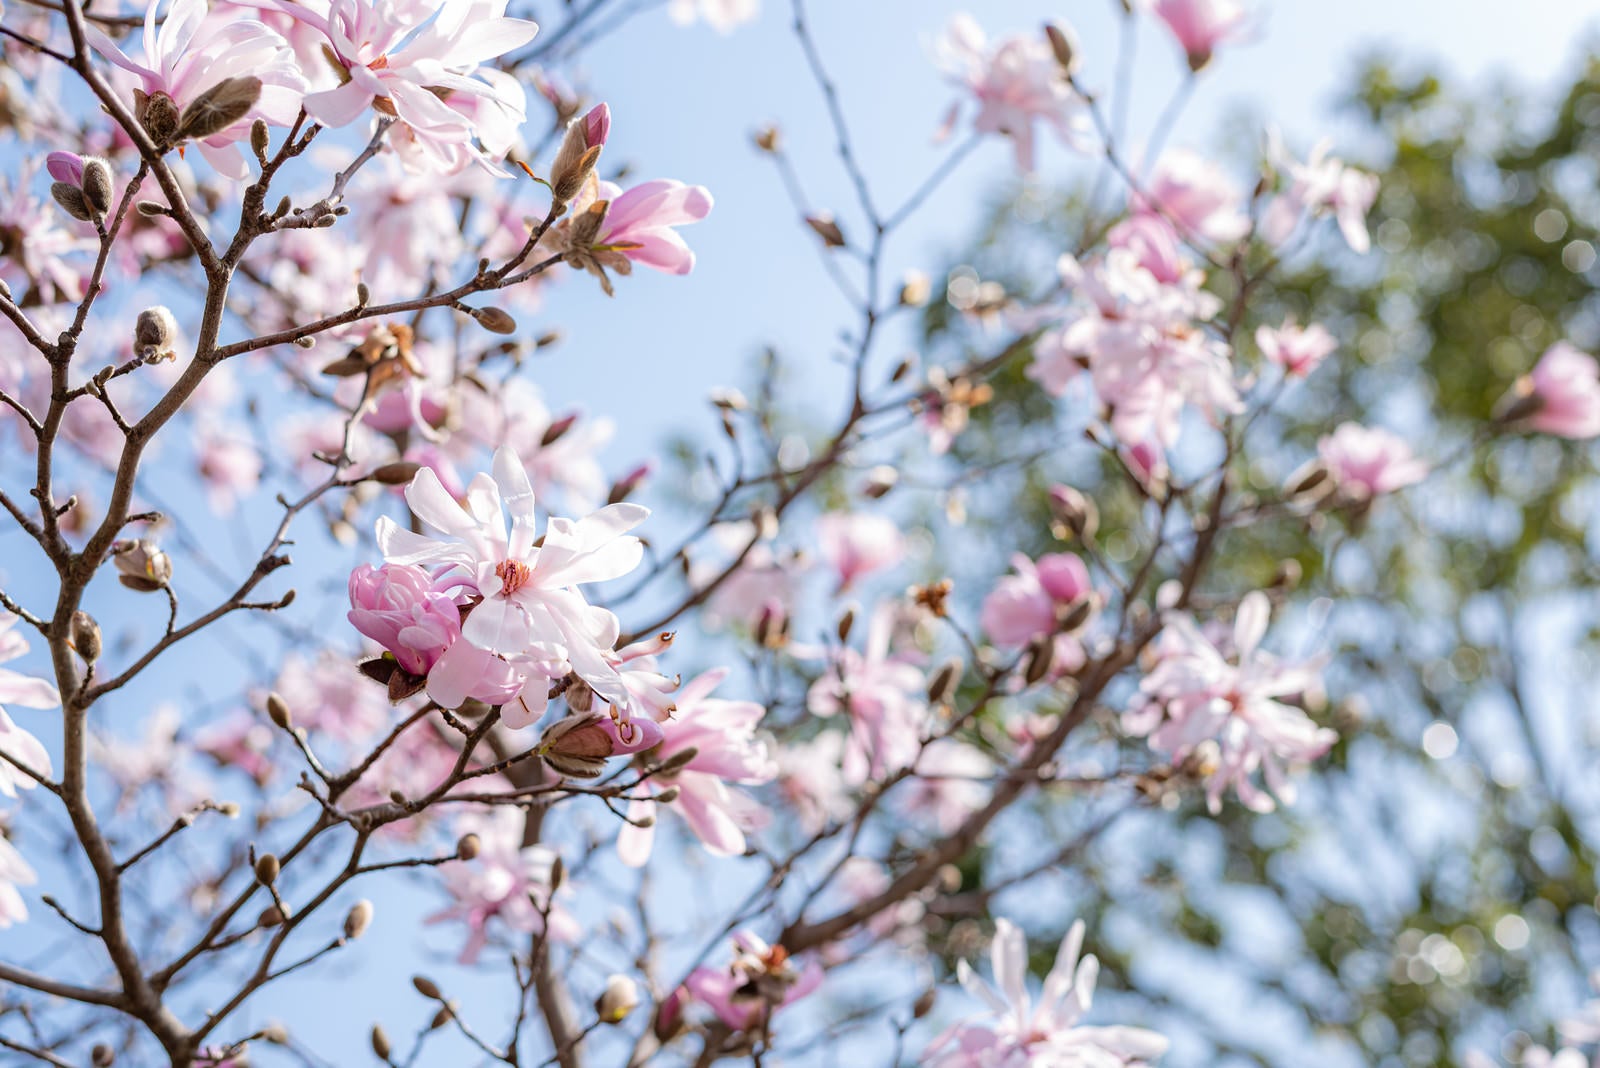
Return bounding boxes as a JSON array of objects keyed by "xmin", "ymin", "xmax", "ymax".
[
  {"xmin": 981, "ymin": 552, "xmax": 1094, "ymax": 648},
  {"xmin": 684, "ymin": 930, "xmax": 822, "ymax": 1034},
  {"xmin": 347, "ymin": 562, "xmax": 522, "ymax": 710},
  {"xmin": 1316, "ymin": 422, "xmax": 1427, "ymax": 499},
  {"xmin": 1262, "ymin": 130, "xmax": 1380, "ymax": 254},
  {"xmin": 376, "ymin": 447, "xmax": 648, "ymax": 726},
  {"xmin": 1128, "ymin": 591, "xmax": 1336, "ymax": 813},
  {"xmin": 1151, "ymin": 0, "xmax": 1249, "ymax": 71},
  {"xmin": 776, "ymin": 731, "xmax": 853, "ymax": 834},
  {"xmin": 555, "ymin": 175, "xmax": 714, "ymax": 291},
  {"xmin": 935, "ymin": 14, "xmax": 1089, "ymax": 172},
  {"xmin": 1138, "ymin": 149, "xmax": 1249, "ymax": 244},
  {"xmin": 817, "ymin": 512, "xmax": 905, "ymax": 591},
  {"xmin": 924, "ymin": 917, "xmax": 1168, "ymax": 1067},
  {"xmin": 0, "ymin": 613, "xmax": 58, "ymax": 798},
  {"xmin": 428, "ymin": 807, "xmax": 577, "ymax": 963},
  {"xmin": 808, "ymin": 606, "xmax": 929, "ymax": 782},
  {"xmin": 271, "ymin": 0, "xmax": 537, "ymax": 173},
  {"xmin": 86, "ymin": 0, "xmax": 307, "ymax": 178},
  {"xmin": 689, "ymin": 521, "xmax": 806, "ymax": 632},
  {"xmin": 0, "ymin": 161, "xmax": 92, "ymax": 302},
  {"xmin": 1518, "ymin": 343, "xmax": 1600, "ymax": 439},
  {"xmin": 0, "ymin": 835, "xmax": 37, "ymax": 928},
  {"xmin": 618, "ymin": 668, "xmax": 776, "ymax": 866},
  {"xmin": 903, "ymin": 741, "xmax": 990, "ymax": 835},
  {"xmin": 668, "ymin": 0, "xmax": 758, "ymax": 32},
  {"xmin": 1256, "ymin": 319, "xmax": 1336, "ymax": 377}
]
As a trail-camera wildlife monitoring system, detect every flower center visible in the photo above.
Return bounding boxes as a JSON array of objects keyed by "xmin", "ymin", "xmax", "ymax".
[{"xmin": 495, "ymin": 559, "xmax": 533, "ymax": 597}]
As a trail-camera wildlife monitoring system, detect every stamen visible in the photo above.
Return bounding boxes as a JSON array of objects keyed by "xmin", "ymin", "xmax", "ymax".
[{"xmin": 495, "ymin": 559, "xmax": 533, "ymax": 596}]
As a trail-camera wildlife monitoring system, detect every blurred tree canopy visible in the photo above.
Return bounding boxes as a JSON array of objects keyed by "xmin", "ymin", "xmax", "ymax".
[{"xmin": 908, "ymin": 51, "xmax": 1600, "ymax": 1068}]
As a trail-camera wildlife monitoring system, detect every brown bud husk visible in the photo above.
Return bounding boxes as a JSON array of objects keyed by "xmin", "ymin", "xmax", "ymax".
[
  {"xmin": 51, "ymin": 182, "xmax": 94, "ymax": 222},
  {"xmin": 1022, "ymin": 635, "xmax": 1055, "ymax": 686},
  {"xmin": 258, "ymin": 904, "xmax": 286, "ymax": 927},
  {"xmin": 470, "ymin": 306, "xmax": 518, "ymax": 335},
  {"xmin": 753, "ymin": 124, "xmax": 780, "ymax": 152},
  {"xmin": 136, "ymin": 89, "xmax": 181, "ymax": 144},
  {"xmin": 1044, "ymin": 22, "xmax": 1078, "ymax": 74},
  {"xmin": 370, "ymin": 1025, "xmax": 392, "ymax": 1060},
  {"xmin": 456, "ymin": 833, "xmax": 481, "ymax": 861},
  {"xmin": 134, "ymin": 306, "xmax": 179, "ymax": 360},
  {"xmin": 70, "ymin": 610, "xmax": 102, "ymax": 664},
  {"xmin": 92, "ymin": 1044, "xmax": 115, "ymax": 1067},
  {"xmin": 343, "ymin": 899, "xmax": 374, "ymax": 940},
  {"xmin": 254, "ymin": 853, "xmax": 280, "ymax": 885},
  {"xmin": 250, "ymin": 119, "xmax": 271, "ymax": 161},
  {"xmin": 551, "ymin": 143, "xmax": 602, "ymax": 205},
  {"xmin": 76, "ymin": 157, "xmax": 114, "ymax": 216},
  {"xmin": 412, "ymin": 975, "xmax": 443, "ymax": 1000},
  {"xmin": 538, "ymin": 714, "xmax": 614, "ymax": 778},
  {"xmin": 805, "ymin": 213, "xmax": 846, "ymax": 248},
  {"xmin": 369, "ymin": 461, "xmax": 422, "ymax": 485},
  {"xmin": 177, "ymin": 77, "xmax": 263, "ymax": 142},
  {"xmin": 926, "ymin": 658, "xmax": 962, "ymax": 706},
  {"xmin": 266, "ymin": 692, "xmax": 293, "ymax": 730},
  {"xmin": 1048, "ymin": 485, "xmax": 1099, "ymax": 542}
]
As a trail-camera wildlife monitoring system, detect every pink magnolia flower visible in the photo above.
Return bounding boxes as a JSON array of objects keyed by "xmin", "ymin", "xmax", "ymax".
[
  {"xmin": 86, "ymin": 0, "xmax": 308, "ymax": 178},
  {"xmin": 1262, "ymin": 130, "xmax": 1380, "ymax": 254},
  {"xmin": 618, "ymin": 668, "xmax": 776, "ymax": 866},
  {"xmin": 375, "ymin": 447, "xmax": 648, "ymax": 727},
  {"xmin": 903, "ymin": 741, "xmax": 990, "ymax": 834},
  {"xmin": 808, "ymin": 606, "xmax": 929, "ymax": 782},
  {"xmin": 270, "ymin": 0, "xmax": 537, "ymax": 173},
  {"xmin": 980, "ymin": 552, "xmax": 1093, "ymax": 648},
  {"xmin": 684, "ymin": 930, "xmax": 823, "ymax": 1034},
  {"xmin": 454, "ymin": 377, "xmax": 618, "ymax": 512},
  {"xmin": 428, "ymin": 807, "xmax": 578, "ymax": 964},
  {"xmin": 46, "ymin": 151, "xmax": 85, "ymax": 185},
  {"xmin": 817, "ymin": 512, "xmax": 905, "ymax": 591},
  {"xmin": 1128, "ymin": 591, "xmax": 1336, "ymax": 813},
  {"xmin": 924, "ymin": 917, "xmax": 1168, "ymax": 1067},
  {"xmin": 689, "ymin": 520, "xmax": 806, "ymax": 631},
  {"xmin": 1120, "ymin": 438, "xmax": 1170, "ymax": 496},
  {"xmin": 1138, "ymin": 149, "xmax": 1249, "ymax": 244},
  {"xmin": 194, "ymin": 420, "xmax": 262, "ymax": 515},
  {"xmin": 1256, "ymin": 319, "xmax": 1337, "ymax": 377},
  {"xmin": 0, "ymin": 613, "xmax": 58, "ymax": 799},
  {"xmin": 776, "ymin": 731, "xmax": 853, "ymax": 834},
  {"xmin": 193, "ymin": 710, "xmax": 277, "ymax": 786},
  {"xmin": 1317, "ymin": 422, "xmax": 1427, "ymax": 499},
  {"xmin": 0, "ymin": 161, "xmax": 92, "ymax": 302},
  {"xmin": 1151, "ymin": 0, "xmax": 1249, "ymax": 71},
  {"xmin": 562, "ymin": 176, "xmax": 715, "ymax": 278},
  {"xmin": 935, "ymin": 15, "xmax": 1089, "ymax": 173},
  {"xmin": 0, "ymin": 836, "xmax": 38, "ymax": 929},
  {"xmin": 347, "ymin": 562, "xmax": 524, "ymax": 711},
  {"xmin": 1523, "ymin": 343, "xmax": 1600, "ymax": 439},
  {"xmin": 669, "ymin": 0, "xmax": 758, "ymax": 32}
]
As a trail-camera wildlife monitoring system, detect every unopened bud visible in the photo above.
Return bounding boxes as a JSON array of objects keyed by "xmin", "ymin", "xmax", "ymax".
[
  {"xmin": 470, "ymin": 306, "xmax": 517, "ymax": 335},
  {"xmin": 1048, "ymin": 484, "xmax": 1099, "ymax": 542},
  {"xmin": 541, "ymin": 413, "xmax": 578, "ymax": 447},
  {"xmin": 658, "ymin": 746, "xmax": 699, "ymax": 773},
  {"xmin": 134, "ymin": 305, "xmax": 178, "ymax": 360},
  {"xmin": 370, "ymin": 1025, "xmax": 392, "ymax": 1060},
  {"xmin": 266, "ymin": 692, "xmax": 292, "ymax": 730},
  {"xmin": 51, "ymin": 182, "xmax": 94, "ymax": 222},
  {"xmin": 1044, "ymin": 22, "xmax": 1079, "ymax": 74},
  {"xmin": 806, "ymin": 213, "xmax": 846, "ymax": 248},
  {"xmin": 898, "ymin": 270, "xmax": 932, "ymax": 307},
  {"xmin": 912, "ymin": 987, "xmax": 937, "ymax": 1019},
  {"xmin": 926, "ymin": 658, "xmax": 962, "ymax": 705},
  {"xmin": 836, "ymin": 606, "xmax": 856, "ymax": 644},
  {"xmin": 412, "ymin": 975, "xmax": 443, "ymax": 1000},
  {"xmin": 653, "ymin": 785, "xmax": 681, "ymax": 804},
  {"xmin": 113, "ymin": 538, "xmax": 172, "ymax": 590},
  {"xmin": 258, "ymin": 904, "xmax": 286, "ymax": 927},
  {"xmin": 1285, "ymin": 462, "xmax": 1331, "ymax": 502},
  {"xmin": 177, "ymin": 76, "xmax": 262, "ymax": 142},
  {"xmin": 1023, "ymin": 635, "xmax": 1056, "ymax": 686},
  {"xmin": 92, "ymin": 1045, "xmax": 115, "ymax": 1066},
  {"xmin": 862, "ymin": 465, "xmax": 899, "ymax": 499},
  {"xmin": 136, "ymin": 200, "xmax": 170, "ymax": 217},
  {"xmin": 343, "ymin": 899, "xmax": 374, "ymax": 940},
  {"xmin": 1056, "ymin": 597, "xmax": 1094, "ymax": 634},
  {"xmin": 250, "ymin": 119, "xmax": 271, "ymax": 161},
  {"xmin": 595, "ymin": 975, "xmax": 640, "ymax": 1023},
  {"xmin": 369, "ymin": 461, "xmax": 422, "ymax": 485},
  {"xmin": 138, "ymin": 89, "xmax": 181, "ymax": 144},
  {"xmin": 70, "ymin": 610, "xmax": 102, "ymax": 664},
  {"xmin": 456, "ymin": 833, "xmax": 481, "ymax": 861},
  {"xmin": 429, "ymin": 1006, "xmax": 453, "ymax": 1029},
  {"xmin": 254, "ymin": 852, "xmax": 280, "ymax": 885},
  {"xmin": 80, "ymin": 157, "xmax": 114, "ymax": 216},
  {"xmin": 753, "ymin": 124, "xmax": 780, "ymax": 152}
]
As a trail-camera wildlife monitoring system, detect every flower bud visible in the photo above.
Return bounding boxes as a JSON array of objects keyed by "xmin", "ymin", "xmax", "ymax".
[
  {"xmin": 1048, "ymin": 484, "xmax": 1099, "ymax": 542},
  {"xmin": 836, "ymin": 606, "xmax": 856, "ymax": 644},
  {"xmin": 469, "ymin": 306, "xmax": 518, "ymax": 335},
  {"xmin": 805, "ymin": 212, "xmax": 846, "ymax": 248},
  {"xmin": 538, "ymin": 714, "xmax": 614, "ymax": 779},
  {"xmin": 46, "ymin": 151, "xmax": 85, "ymax": 185},
  {"xmin": 254, "ymin": 852, "xmax": 280, "ymax": 885},
  {"xmin": 250, "ymin": 119, "xmax": 271, "ymax": 161},
  {"xmin": 81, "ymin": 157, "xmax": 114, "ymax": 216},
  {"xmin": 91, "ymin": 1045, "xmax": 115, "ymax": 1066},
  {"xmin": 898, "ymin": 270, "xmax": 932, "ymax": 307},
  {"xmin": 455, "ymin": 833, "xmax": 481, "ymax": 861},
  {"xmin": 177, "ymin": 76, "xmax": 262, "ymax": 142},
  {"xmin": 266, "ymin": 692, "xmax": 293, "ymax": 730},
  {"xmin": 113, "ymin": 538, "xmax": 172, "ymax": 591},
  {"xmin": 70, "ymin": 610, "xmax": 102, "ymax": 664},
  {"xmin": 412, "ymin": 975, "xmax": 443, "ymax": 1000},
  {"xmin": 369, "ymin": 461, "xmax": 423, "ymax": 485},
  {"xmin": 135, "ymin": 89, "xmax": 181, "ymax": 144},
  {"xmin": 258, "ymin": 904, "xmax": 286, "ymax": 927},
  {"xmin": 1044, "ymin": 22, "xmax": 1079, "ymax": 74},
  {"xmin": 1022, "ymin": 634, "xmax": 1056, "ymax": 686},
  {"xmin": 595, "ymin": 975, "xmax": 639, "ymax": 1023},
  {"xmin": 549, "ymin": 103, "xmax": 609, "ymax": 205},
  {"xmin": 343, "ymin": 899, "xmax": 374, "ymax": 940},
  {"xmin": 657, "ymin": 746, "xmax": 698, "ymax": 773},
  {"xmin": 370, "ymin": 1025, "xmax": 391, "ymax": 1061},
  {"xmin": 753, "ymin": 124, "xmax": 781, "ymax": 152},
  {"xmin": 653, "ymin": 785, "xmax": 680, "ymax": 804},
  {"xmin": 926, "ymin": 658, "xmax": 962, "ymax": 706},
  {"xmin": 134, "ymin": 306, "xmax": 179, "ymax": 361},
  {"xmin": 540, "ymin": 413, "xmax": 578, "ymax": 447},
  {"xmin": 50, "ymin": 182, "xmax": 94, "ymax": 222}
]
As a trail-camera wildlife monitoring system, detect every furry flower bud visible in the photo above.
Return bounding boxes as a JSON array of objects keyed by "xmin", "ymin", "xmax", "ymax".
[
  {"xmin": 81, "ymin": 157, "xmax": 114, "ymax": 216},
  {"xmin": 177, "ymin": 76, "xmax": 262, "ymax": 142},
  {"xmin": 595, "ymin": 975, "xmax": 640, "ymax": 1023},
  {"xmin": 112, "ymin": 539, "xmax": 172, "ymax": 591},
  {"xmin": 70, "ymin": 611, "xmax": 102, "ymax": 664},
  {"xmin": 134, "ymin": 306, "xmax": 179, "ymax": 361},
  {"xmin": 343, "ymin": 899, "xmax": 374, "ymax": 940}
]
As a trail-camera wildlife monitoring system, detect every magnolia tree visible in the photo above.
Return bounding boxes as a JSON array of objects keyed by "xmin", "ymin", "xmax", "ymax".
[{"xmin": 0, "ymin": 0, "xmax": 1596, "ymax": 1065}]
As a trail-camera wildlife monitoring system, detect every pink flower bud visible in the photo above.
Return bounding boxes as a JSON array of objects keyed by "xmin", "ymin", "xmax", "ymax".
[
  {"xmin": 1524, "ymin": 342, "xmax": 1600, "ymax": 439},
  {"xmin": 47, "ymin": 151, "xmax": 85, "ymax": 185},
  {"xmin": 1034, "ymin": 553, "xmax": 1091, "ymax": 604},
  {"xmin": 347, "ymin": 563, "xmax": 461, "ymax": 677},
  {"xmin": 582, "ymin": 102, "xmax": 611, "ymax": 149}
]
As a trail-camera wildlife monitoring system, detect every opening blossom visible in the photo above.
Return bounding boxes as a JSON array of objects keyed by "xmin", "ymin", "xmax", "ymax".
[
  {"xmin": 1256, "ymin": 319, "xmax": 1337, "ymax": 378},
  {"xmin": 617, "ymin": 668, "xmax": 777, "ymax": 866},
  {"xmin": 552, "ymin": 174, "xmax": 714, "ymax": 292},
  {"xmin": 817, "ymin": 511, "xmax": 906, "ymax": 592},
  {"xmin": 374, "ymin": 447, "xmax": 648, "ymax": 726},
  {"xmin": 980, "ymin": 551, "xmax": 1094, "ymax": 648},
  {"xmin": 1150, "ymin": 0, "xmax": 1250, "ymax": 71},
  {"xmin": 1316, "ymin": 422, "xmax": 1428, "ymax": 500},
  {"xmin": 1137, "ymin": 149, "xmax": 1250, "ymax": 244},
  {"xmin": 1127, "ymin": 591, "xmax": 1335, "ymax": 813},
  {"xmin": 935, "ymin": 14, "xmax": 1089, "ymax": 173},
  {"xmin": 1513, "ymin": 342, "xmax": 1600, "ymax": 439},
  {"xmin": 683, "ymin": 930, "xmax": 823, "ymax": 1035},
  {"xmin": 86, "ymin": 0, "xmax": 308, "ymax": 178},
  {"xmin": 1261, "ymin": 130, "xmax": 1380, "ymax": 254},
  {"xmin": 923, "ymin": 917, "xmax": 1169, "ymax": 1067},
  {"xmin": 427, "ymin": 807, "xmax": 577, "ymax": 963}
]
